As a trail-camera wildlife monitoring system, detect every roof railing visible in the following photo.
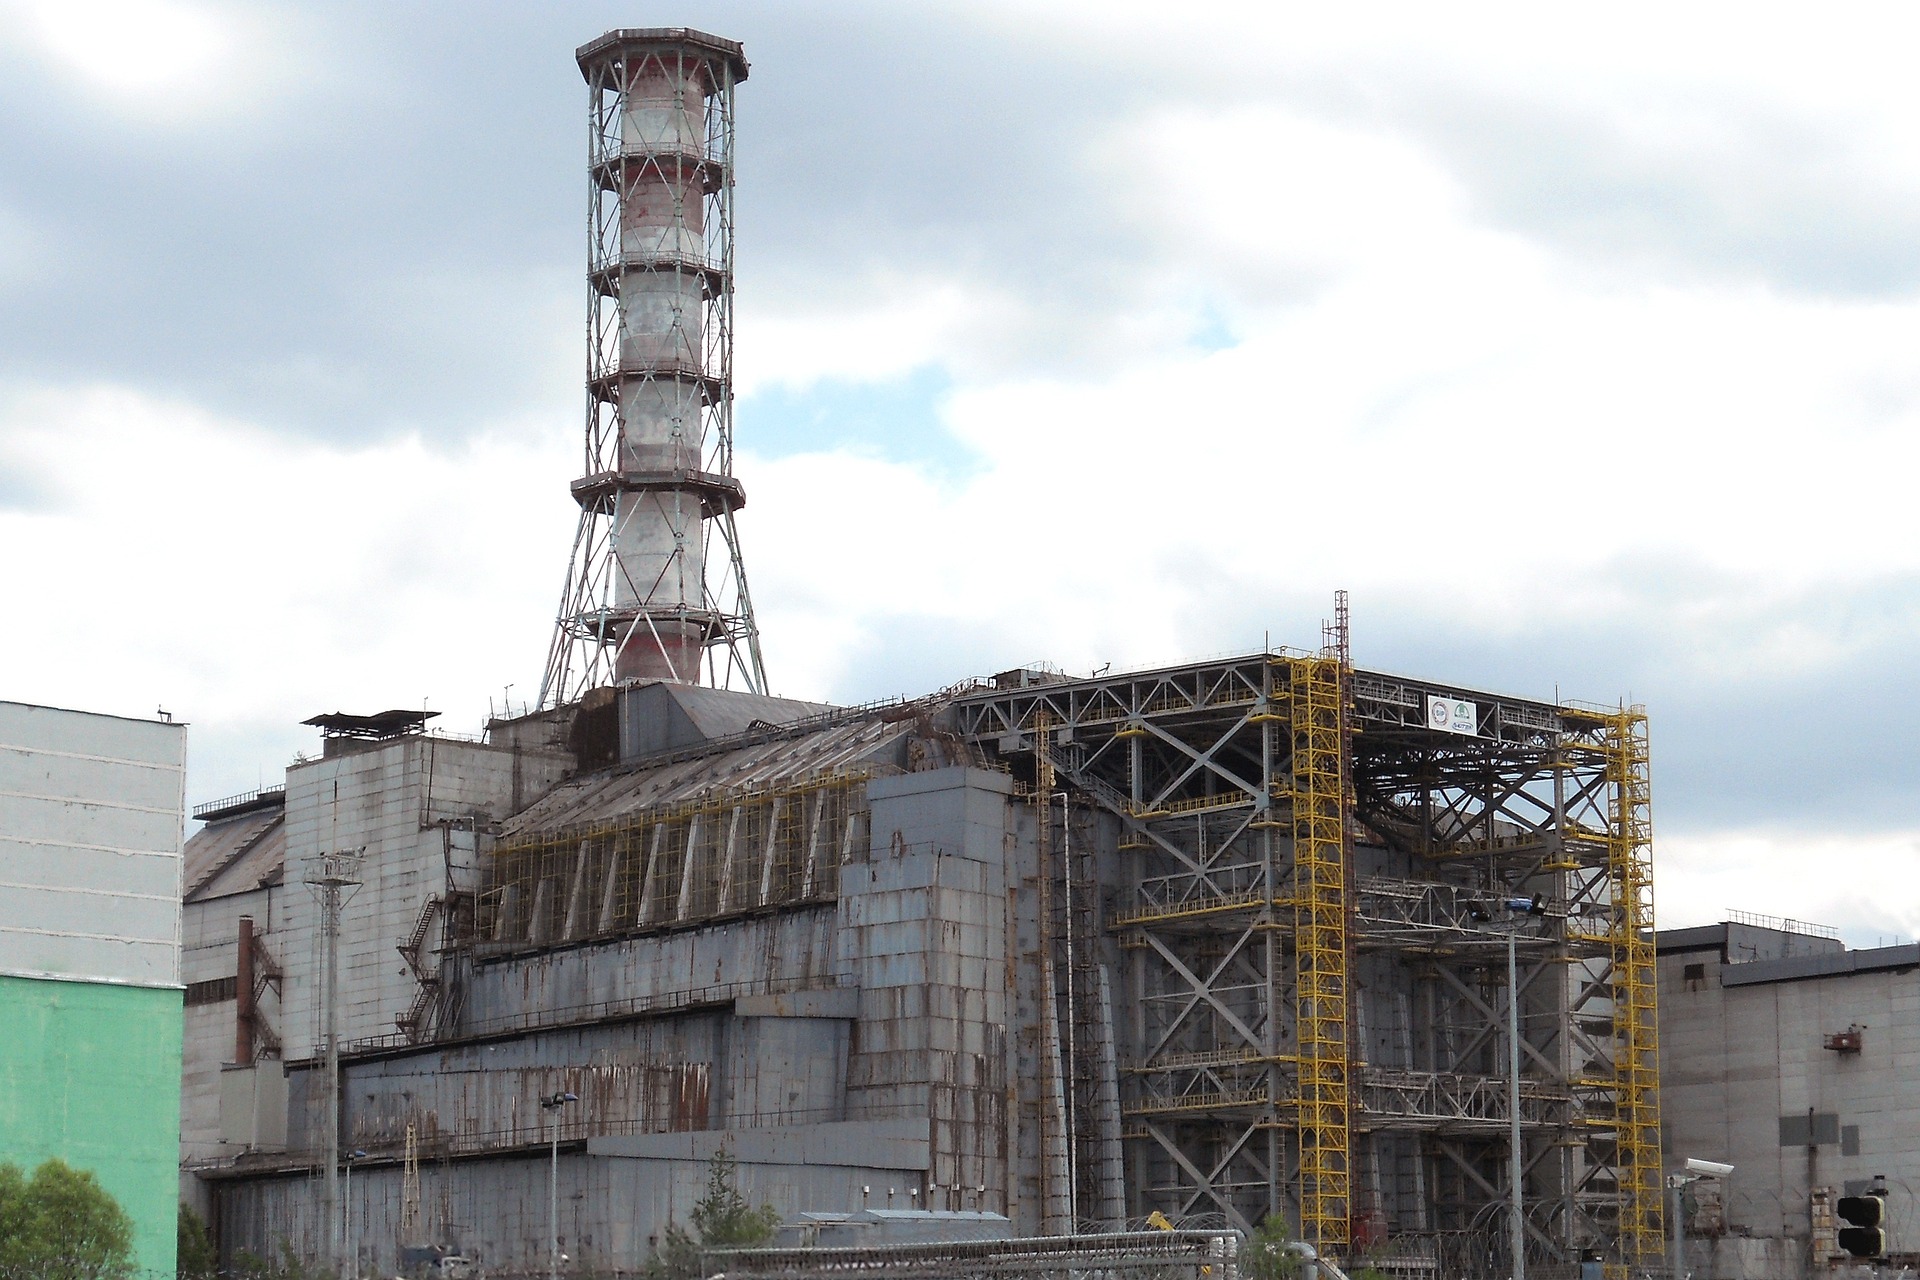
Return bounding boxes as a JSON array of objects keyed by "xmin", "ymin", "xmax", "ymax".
[
  {"xmin": 1726, "ymin": 908, "xmax": 1840, "ymax": 940},
  {"xmin": 192, "ymin": 784, "xmax": 286, "ymax": 821}
]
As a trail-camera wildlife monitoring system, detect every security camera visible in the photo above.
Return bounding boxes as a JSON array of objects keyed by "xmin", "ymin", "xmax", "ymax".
[{"xmin": 1685, "ymin": 1158, "xmax": 1734, "ymax": 1178}]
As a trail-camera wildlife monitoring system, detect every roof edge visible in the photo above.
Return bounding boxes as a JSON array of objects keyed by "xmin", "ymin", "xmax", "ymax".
[{"xmin": 575, "ymin": 28, "xmax": 748, "ymax": 83}]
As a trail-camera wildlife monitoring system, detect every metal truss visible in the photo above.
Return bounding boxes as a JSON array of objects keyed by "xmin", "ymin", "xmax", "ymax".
[
  {"xmin": 951, "ymin": 652, "xmax": 1661, "ymax": 1270},
  {"xmin": 542, "ymin": 31, "xmax": 766, "ymax": 707}
]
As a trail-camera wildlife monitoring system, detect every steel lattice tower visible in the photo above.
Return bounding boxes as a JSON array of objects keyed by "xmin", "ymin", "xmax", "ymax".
[{"xmin": 542, "ymin": 28, "xmax": 766, "ymax": 707}]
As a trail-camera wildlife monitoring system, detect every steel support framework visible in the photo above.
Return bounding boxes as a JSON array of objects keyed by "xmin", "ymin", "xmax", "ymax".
[
  {"xmin": 542, "ymin": 30, "xmax": 766, "ymax": 707},
  {"xmin": 951, "ymin": 654, "xmax": 1662, "ymax": 1270}
]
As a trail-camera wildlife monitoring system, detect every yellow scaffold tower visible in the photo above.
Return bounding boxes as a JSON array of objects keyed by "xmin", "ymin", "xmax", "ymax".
[
  {"xmin": 1604, "ymin": 708, "xmax": 1663, "ymax": 1265},
  {"xmin": 1286, "ymin": 652, "xmax": 1351, "ymax": 1256}
]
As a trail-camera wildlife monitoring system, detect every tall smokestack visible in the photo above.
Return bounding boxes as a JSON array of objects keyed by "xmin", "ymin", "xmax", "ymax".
[{"xmin": 542, "ymin": 28, "xmax": 766, "ymax": 706}]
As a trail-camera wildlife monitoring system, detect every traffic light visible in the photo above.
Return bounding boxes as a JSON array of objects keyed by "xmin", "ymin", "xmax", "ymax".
[{"xmin": 1837, "ymin": 1193, "xmax": 1886, "ymax": 1258}]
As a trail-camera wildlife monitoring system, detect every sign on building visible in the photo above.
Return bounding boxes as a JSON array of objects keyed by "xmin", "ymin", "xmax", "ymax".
[{"xmin": 1426, "ymin": 695, "xmax": 1478, "ymax": 736}]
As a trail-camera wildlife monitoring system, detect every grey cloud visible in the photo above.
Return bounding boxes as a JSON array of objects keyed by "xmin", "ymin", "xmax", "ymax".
[
  {"xmin": 8, "ymin": 0, "xmax": 1914, "ymax": 458},
  {"xmin": 791, "ymin": 557, "xmax": 1920, "ymax": 838},
  {"xmin": 1240, "ymin": 569, "xmax": 1920, "ymax": 836},
  {"xmin": 1384, "ymin": 84, "xmax": 1920, "ymax": 297},
  {"xmin": 0, "ymin": 1, "xmax": 1174, "ymax": 440},
  {"xmin": 0, "ymin": 3, "xmax": 585, "ymax": 443}
]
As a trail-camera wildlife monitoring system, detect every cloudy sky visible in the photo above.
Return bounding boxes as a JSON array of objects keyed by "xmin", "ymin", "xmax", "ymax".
[{"xmin": 4, "ymin": 0, "xmax": 1918, "ymax": 942}]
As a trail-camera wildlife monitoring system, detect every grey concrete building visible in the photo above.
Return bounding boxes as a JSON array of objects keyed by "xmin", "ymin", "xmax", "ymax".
[
  {"xmin": 183, "ymin": 665, "xmax": 1669, "ymax": 1279},
  {"xmin": 1658, "ymin": 916, "xmax": 1920, "ymax": 1280}
]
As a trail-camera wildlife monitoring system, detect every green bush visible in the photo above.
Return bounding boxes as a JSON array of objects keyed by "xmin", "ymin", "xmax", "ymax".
[
  {"xmin": 645, "ymin": 1149, "xmax": 780, "ymax": 1280},
  {"xmin": 177, "ymin": 1203, "xmax": 219, "ymax": 1279},
  {"xmin": 0, "ymin": 1158, "xmax": 136, "ymax": 1280},
  {"xmin": 226, "ymin": 1240, "xmax": 329, "ymax": 1279},
  {"xmin": 1244, "ymin": 1213, "xmax": 1304, "ymax": 1280}
]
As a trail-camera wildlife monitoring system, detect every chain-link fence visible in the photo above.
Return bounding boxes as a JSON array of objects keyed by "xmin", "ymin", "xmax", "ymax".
[{"xmin": 704, "ymin": 1230, "xmax": 1243, "ymax": 1280}]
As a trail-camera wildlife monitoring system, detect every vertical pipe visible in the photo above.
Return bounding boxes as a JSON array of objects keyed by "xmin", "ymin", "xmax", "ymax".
[
  {"xmin": 235, "ymin": 915, "xmax": 255, "ymax": 1065},
  {"xmin": 1669, "ymin": 1179, "xmax": 1683, "ymax": 1280},
  {"xmin": 344, "ymin": 1159, "xmax": 354, "ymax": 1280},
  {"xmin": 1509, "ymin": 926, "xmax": 1524, "ymax": 1280},
  {"xmin": 1059, "ymin": 791, "xmax": 1078, "ymax": 1231},
  {"xmin": 550, "ymin": 1107, "xmax": 561, "ymax": 1280},
  {"xmin": 322, "ymin": 880, "xmax": 341, "ymax": 1273}
]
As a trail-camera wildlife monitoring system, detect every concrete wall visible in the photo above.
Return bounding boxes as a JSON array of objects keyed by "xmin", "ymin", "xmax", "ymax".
[
  {"xmin": 204, "ymin": 763, "xmax": 1028, "ymax": 1270},
  {"xmin": 216, "ymin": 1121, "xmax": 927, "ymax": 1275},
  {"xmin": 181, "ymin": 883, "xmax": 281, "ymax": 1166},
  {"xmin": 1660, "ymin": 927, "xmax": 1920, "ymax": 1265},
  {"xmin": 460, "ymin": 907, "xmax": 843, "ymax": 1029},
  {"xmin": 0, "ymin": 700, "xmax": 186, "ymax": 985},
  {"xmin": 278, "ymin": 737, "xmax": 571, "ymax": 1057},
  {"xmin": 851, "ymin": 767, "xmax": 1016, "ymax": 1223},
  {"xmin": 285, "ymin": 1008, "xmax": 853, "ymax": 1154}
]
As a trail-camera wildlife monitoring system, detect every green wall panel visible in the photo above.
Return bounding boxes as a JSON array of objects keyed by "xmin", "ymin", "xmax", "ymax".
[{"xmin": 0, "ymin": 974, "xmax": 183, "ymax": 1277}]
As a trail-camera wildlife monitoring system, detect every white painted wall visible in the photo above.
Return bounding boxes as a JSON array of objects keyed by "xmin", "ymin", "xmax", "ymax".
[{"xmin": 0, "ymin": 700, "xmax": 186, "ymax": 986}]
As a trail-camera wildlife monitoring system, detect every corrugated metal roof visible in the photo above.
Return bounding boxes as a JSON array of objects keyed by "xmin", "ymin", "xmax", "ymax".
[
  {"xmin": 502, "ymin": 715, "xmax": 912, "ymax": 838},
  {"xmin": 184, "ymin": 810, "xmax": 285, "ymax": 902}
]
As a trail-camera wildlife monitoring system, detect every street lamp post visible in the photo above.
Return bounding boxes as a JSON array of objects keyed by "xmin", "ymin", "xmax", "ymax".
[
  {"xmin": 1478, "ymin": 894, "xmax": 1547, "ymax": 1280},
  {"xmin": 1507, "ymin": 918, "xmax": 1524, "ymax": 1280},
  {"xmin": 342, "ymin": 1149, "xmax": 367, "ymax": 1280},
  {"xmin": 542, "ymin": 1091, "xmax": 579, "ymax": 1280},
  {"xmin": 1670, "ymin": 1159, "xmax": 1735, "ymax": 1280}
]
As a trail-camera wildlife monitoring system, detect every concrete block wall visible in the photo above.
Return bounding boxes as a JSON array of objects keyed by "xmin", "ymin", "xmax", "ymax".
[
  {"xmin": 0, "ymin": 701, "xmax": 187, "ymax": 987},
  {"xmin": 180, "ymin": 885, "xmax": 279, "ymax": 1163},
  {"xmin": 1660, "ymin": 934, "xmax": 1920, "ymax": 1256},
  {"xmin": 216, "ymin": 1120, "xmax": 927, "ymax": 1276},
  {"xmin": 459, "ymin": 907, "xmax": 842, "ymax": 1028},
  {"xmin": 279, "ymin": 738, "xmax": 570, "ymax": 1057},
  {"xmin": 287, "ymin": 1010, "xmax": 852, "ymax": 1153},
  {"xmin": 848, "ymin": 767, "xmax": 1015, "ymax": 1222}
]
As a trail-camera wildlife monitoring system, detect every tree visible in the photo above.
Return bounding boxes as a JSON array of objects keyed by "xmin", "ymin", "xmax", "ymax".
[
  {"xmin": 177, "ymin": 1203, "xmax": 219, "ymax": 1279},
  {"xmin": 0, "ymin": 1158, "xmax": 135, "ymax": 1280},
  {"xmin": 1244, "ymin": 1213, "xmax": 1304, "ymax": 1280},
  {"xmin": 646, "ymin": 1149, "xmax": 780, "ymax": 1280}
]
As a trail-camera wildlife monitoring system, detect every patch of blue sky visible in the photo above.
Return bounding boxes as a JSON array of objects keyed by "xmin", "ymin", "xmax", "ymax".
[
  {"xmin": 739, "ymin": 365, "xmax": 981, "ymax": 480},
  {"xmin": 1188, "ymin": 302, "xmax": 1239, "ymax": 354}
]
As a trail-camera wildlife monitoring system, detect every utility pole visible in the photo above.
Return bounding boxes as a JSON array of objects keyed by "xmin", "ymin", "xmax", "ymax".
[
  {"xmin": 306, "ymin": 850, "xmax": 362, "ymax": 1275},
  {"xmin": 543, "ymin": 1091, "xmax": 578, "ymax": 1279}
]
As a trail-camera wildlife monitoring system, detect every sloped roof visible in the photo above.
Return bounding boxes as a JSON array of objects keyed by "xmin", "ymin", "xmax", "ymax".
[
  {"xmin": 618, "ymin": 682, "xmax": 833, "ymax": 759},
  {"xmin": 183, "ymin": 808, "xmax": 286, "ymax": 903},
  {"xmin": 655, "ymin": 683, "xmax": 830, "ymax": 742},
  {"xmin": 502, "ymin": 713, "xmax": 914, "ymax": 838}
]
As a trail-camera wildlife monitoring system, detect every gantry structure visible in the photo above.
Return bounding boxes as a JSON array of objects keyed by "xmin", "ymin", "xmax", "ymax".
[
  {"xmin": 543, "ymin": 28, "xmax": 765, "ymax": 707},
  {"xmin": 950, "ymin": 633, "xmax": 1662, "ymax": 1274}
]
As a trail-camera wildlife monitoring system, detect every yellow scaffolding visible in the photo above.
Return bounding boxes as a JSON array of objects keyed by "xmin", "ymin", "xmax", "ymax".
[
  {"xmin": 1603, "ymin": 708, "xmax": 1663, "ymax": 1265},
  {"xmin": 1285, "ymin": 654, "xmax": 1351, "ymax": 1255}
]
